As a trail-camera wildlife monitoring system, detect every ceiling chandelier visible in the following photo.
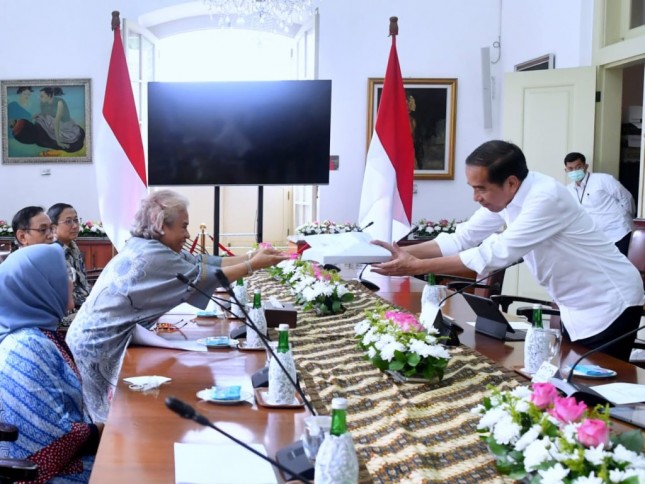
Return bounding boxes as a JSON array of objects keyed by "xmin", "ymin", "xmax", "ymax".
[{"xmin": 203, "ymin": 0, "xmax": 319, "ymax": 33}]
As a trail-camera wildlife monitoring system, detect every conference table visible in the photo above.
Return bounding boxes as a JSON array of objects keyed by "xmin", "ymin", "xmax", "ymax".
[{"xmin": 89, "ymin": 272, "xmax": 645, "ymax": 483}]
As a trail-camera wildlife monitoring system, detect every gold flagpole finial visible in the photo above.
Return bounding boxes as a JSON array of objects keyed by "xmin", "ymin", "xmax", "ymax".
[
  {"xmin": 389, "ymin": 16, "xmax": 399, "ymax": 37},
  {"xmin": 111, "ymin": 11, "xmax": 121, "ymax": 31}
]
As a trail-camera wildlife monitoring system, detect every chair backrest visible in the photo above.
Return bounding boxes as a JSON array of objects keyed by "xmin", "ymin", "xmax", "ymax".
[
  {"xmin": 627, "ymin": 219, "xmax": 645, "ymax": 289},
  {"xmin": 438, "ymin": 267, "xmax": 506, "ymax": 299}
]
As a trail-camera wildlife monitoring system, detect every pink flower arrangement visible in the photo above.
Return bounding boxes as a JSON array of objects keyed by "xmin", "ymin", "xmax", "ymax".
[
  {"xmin": 529, "ymin": 381, "xmax": 559, "ymax": 409},
  {"xmin": 473, "ymin": 382, "xmax": 645, "ymax": 482},
  {"xmin": 577, "ymin": 418, "xmax": 610, "ymax": 447},
  {"xmin": 385, "ymin": 310, "xmax": 424, "ymax": 332}
]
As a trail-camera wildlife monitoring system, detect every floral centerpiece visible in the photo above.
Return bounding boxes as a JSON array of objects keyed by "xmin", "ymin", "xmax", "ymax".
[
  {"xmin": 295, "ymin": 220, "xmax": 362, "ymax": 236},
  {"xmin": 78, "ymin": 220, "xmax": 106, "ymax": 237},
  {"xmin": 268, "ymin": 255, "xmax": 354, "ymax": 315},
  {"xmin": 0, "ymin": 220, "xmax": 13, "ymax": 237},
  {"xmin": 413, "ymin": 218, "xmax": 463, "ymax": 239},
  {"xmin": 354, "ymin": 306, "xmax": 451, "ymax": 381},
  {"xmin": 472, "ymin": 382, "xmax": 645, "ymax": 483}
]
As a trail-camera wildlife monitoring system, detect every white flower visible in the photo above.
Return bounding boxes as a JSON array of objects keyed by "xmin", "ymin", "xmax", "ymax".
[
  {"xmin": 477, "ymin": 407, "xmax": 507, "ymax": 430},
  {"xmin": 560, "ymin": 423, "xmax": 578, "ymax": 444},
  {"xmin": 354, "ymin": 319, "xmax": 371, "ymax": 336},
  {"xmin": 515, "ymin": 400, "xmax": 530, "ymax": 413},
  {"xmin": 380, "ymin": 341, "xmax": 406, "ymax": 361},
  {"xmin": 374, "ymin": 333, "xmax": 396, "ymax": 351},
  {"xmin": 336, "ymin": 284, "xmax": 349, "ymax": 297},
  {"xmin": 523, "ymin": 438, "xmax": 551, "ymax": 471},
  {"xmin": 613, "ymin": 444, "xmax": 640, "ymax": 465},
  {"xmin": 470, "ymin": 404, "xmax": 485, "ymax": 415},
  {"xmin": 367, "ymin": 346, "xmax": 377, "ymax": 358},
  {"xmin": 537, "ymin": 463, "xmax": 569, "ymax": 484},
  {"xmin": 608, "ymin": 469, "xmax": 628, "ymax": 482},
  {"xmin": 492, "ymin": 414, "xmax": 521, "ymax": 445},
  {"xmin": 571, "ymin": 472, "xmax": 603, "ymax": 484},
  {"xmin": 514, "ymin": 425, "xmax": 540, "ymax": 451},
  {"xmin": 510, "ymin": 386, "xmax": 531, "ymax": 399},
  {"xmin": 362, "ymin": 328, "xmax": 379, "ymax": 346},
  {"xmin": 583, "ymin": 445, "xmax": 609, "ymax": 466}
]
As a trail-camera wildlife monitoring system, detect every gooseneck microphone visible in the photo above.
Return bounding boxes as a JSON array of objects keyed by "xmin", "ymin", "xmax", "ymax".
[
  {"xmin": 176, "ymin": 272, "xmax": 316, "ymax": 417},
  {"xmin": 165, "ymin": 397, "xmax": 312, "ymax": 484},
  {"xmin": 397, "ymin": 224, "xmax": 420, "ymax": 243},
  {"xmin": 360, "ymin": 220, "xmax": 374, "ymax": 231},
  {"xmin": 547, "ymin": 322, "xmax": 645, "ymax": 408}
]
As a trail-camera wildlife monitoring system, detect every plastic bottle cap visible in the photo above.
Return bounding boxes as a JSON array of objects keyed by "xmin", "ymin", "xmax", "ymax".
[
  {"xmin": 278, "ymin": 324, "xmax": 289, "ymax": 331},
  {"xmin": 331, "ymin": 397, "xmax": 348, "ymax": 410}
]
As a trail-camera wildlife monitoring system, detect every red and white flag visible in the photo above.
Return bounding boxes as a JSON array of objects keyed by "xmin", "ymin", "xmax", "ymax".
[
  {"xmin": 95, "ymin": 24, "xmax": 148, "ymax": 251},
  {"xmin": 358, "ymin": 32, "xmax": 414, "ymax": 243}
]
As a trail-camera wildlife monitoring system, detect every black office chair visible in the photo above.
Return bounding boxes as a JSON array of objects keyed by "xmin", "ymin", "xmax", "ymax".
[
  {"xmin": 490, "ymin": 294, "xmax": 561, "ymax": 326},
  {"xmin": 415, "ymin": 268, "xmax": 507, "ymax": 299},
  {"xmin": 0, "ymin": 423, "xmax": 38, "ymax": 483}
]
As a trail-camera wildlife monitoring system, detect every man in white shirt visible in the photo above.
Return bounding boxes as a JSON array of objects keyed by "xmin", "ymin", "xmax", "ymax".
[
  {"xmin": 372, "ymin": 140, "xmax": 644, "ymax": 361},
  {"xmin": 564, "ymin": 152, "xmax": 635, "ymax": 256}
]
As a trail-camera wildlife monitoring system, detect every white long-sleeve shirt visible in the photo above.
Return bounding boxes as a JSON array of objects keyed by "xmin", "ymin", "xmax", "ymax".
[
  {"xmin": 435, "ymin": 171, "xmax": 643, "ymax": 341},
  {"xmin": 567, "ymin": 172, "xmax": 635, "ymax": 242}
]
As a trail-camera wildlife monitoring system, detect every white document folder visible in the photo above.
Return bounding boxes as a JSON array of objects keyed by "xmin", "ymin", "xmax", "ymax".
[{"xmin": 301, "ymin": 232, "xmax": 392, "ymax": 265}]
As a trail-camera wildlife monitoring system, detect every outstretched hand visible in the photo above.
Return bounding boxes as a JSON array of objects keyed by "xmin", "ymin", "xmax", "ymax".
[
  {"xmin": 370, "ymin": 240, "xmax": 422, "ymax": 277},
  {"xmin": 250, "ymin": 246, "xmax": 289, "ymax": 270}
]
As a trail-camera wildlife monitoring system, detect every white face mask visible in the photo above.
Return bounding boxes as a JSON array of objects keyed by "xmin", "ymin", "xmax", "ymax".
[{"xmin": 567, "ymin": 169, "xmax": 585, "ymax": 182}]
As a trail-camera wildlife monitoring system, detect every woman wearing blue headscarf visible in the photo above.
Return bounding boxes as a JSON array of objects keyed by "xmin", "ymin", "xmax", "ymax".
[{"xmin": 0, "ymin": 244, "xmax": 100, "ymax": 483}]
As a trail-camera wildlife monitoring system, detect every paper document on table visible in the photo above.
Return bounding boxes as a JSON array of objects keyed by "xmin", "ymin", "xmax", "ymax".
[
  {"xmin": 130, "ymin": 324, "xmax": 206, "ymax": 352},
  {"xmin": 591, "ymin": 383, "xmax": 645, "ymax": 405},
  {"xmin": 174, "ymin": 442, "xmax": 277, "ymax": 483},
  {"xmin": 302, "ymin": 232, "xmax": 391, "ymax": 265}
]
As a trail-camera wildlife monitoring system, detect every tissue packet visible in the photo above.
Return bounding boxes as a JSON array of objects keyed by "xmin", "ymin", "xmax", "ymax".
[{"xmin": 212, "ymin": 385, "xmax": 242, "ymax": 400}]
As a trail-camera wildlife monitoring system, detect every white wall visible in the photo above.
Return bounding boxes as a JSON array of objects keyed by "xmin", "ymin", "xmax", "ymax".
[{"xmin": 0, "ymin": 0, "xmax": 592, "ymax": 230}]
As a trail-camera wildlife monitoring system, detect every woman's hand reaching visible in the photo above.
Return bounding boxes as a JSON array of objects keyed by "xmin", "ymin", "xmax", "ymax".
[{"xmin": 249, "ymin": 246, "xmax": 289, "ymax": 270}]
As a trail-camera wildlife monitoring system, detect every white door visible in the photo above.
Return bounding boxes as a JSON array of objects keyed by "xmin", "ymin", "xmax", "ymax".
[
  {"xmin": 502, "ymin": 67, "xmax": 596, "ymax": 300},
  {"xmin": 291, "ymin": 11, "xmax": 320, "ymax": 234}
]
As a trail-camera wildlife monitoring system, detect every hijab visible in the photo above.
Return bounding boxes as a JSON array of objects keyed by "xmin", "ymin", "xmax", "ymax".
[{"xmin": 0, "ymin": 243, "xmax": 68, "ymax": 342}]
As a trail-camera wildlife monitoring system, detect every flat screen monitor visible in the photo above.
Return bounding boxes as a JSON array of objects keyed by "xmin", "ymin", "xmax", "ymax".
[{"xmin": 147, "ymin": 80, "xmax": 332, "ymax": 186}]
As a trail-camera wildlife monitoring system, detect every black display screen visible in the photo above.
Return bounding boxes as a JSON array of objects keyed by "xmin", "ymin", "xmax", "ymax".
[{"xmin": 147, "ymin": 80, "xmax": 331, "ymax": 186}]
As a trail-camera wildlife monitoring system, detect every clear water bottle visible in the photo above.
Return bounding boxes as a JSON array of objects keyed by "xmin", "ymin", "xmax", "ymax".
[
  {"xmin": 314, "ymin": 397, "xmax": 359, "ymax": 484},
  {"xmin": 268, "ymin": 324, "xmax": 297, "ymax": 404},
  {"xmin": 246, "ymin": 289, "xmax": 267, "ymax": 348}
]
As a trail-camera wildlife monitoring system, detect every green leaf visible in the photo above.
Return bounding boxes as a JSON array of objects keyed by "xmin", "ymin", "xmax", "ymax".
[
  {"xmin": 613, "ymin": 429, "xmax": 644, "ymax": 453},
  {"xmin": 341, "ymin": 293, "xmax": 354, "ymax": 302},
  {"xmin": 389, "ymin": 360, "xmax": 405, "ymax": 371},
  {"xmin": 486, "ymin": 436, "xmax": 508, "ymax": 456},
  {"xmin": 332, "ymin": 300, "xmax": 342, "ymax": 313},
  {"xmin": 407, "ymin": 352, "xmax": 421, "ymax": 367}
]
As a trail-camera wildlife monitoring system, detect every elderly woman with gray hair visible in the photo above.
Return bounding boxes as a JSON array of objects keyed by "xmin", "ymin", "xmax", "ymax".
[{"xmin": 66, "ymin": 189, "xmax": 287, "ymax": 423}]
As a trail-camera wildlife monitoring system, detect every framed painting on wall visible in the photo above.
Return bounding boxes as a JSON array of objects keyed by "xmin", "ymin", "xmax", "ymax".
[
  {"xmin": 1, "ymin": 78, "xmax": 91, "ymax": 164},
  {"xmin": 367, "ymin": 78, "xmax": 457, "ymax": 180}
]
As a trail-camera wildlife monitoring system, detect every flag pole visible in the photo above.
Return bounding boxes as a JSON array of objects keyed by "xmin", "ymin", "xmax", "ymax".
[
  {"xmin": 358, "ymin": 15, "xmax": 414, "ymax": 243},
  {"xmin": 389, "ymin": 16, "xmax": 399, "ymax": 37},
  {"xmin": 111, "ymin": 11, "xmax": 120, "ymax": 32}
]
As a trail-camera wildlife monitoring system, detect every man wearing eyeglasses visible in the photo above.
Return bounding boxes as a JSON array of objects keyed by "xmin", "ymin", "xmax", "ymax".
[{"xmin": 11, "ymin": 206, "xmax": 54, "ymax": 248}]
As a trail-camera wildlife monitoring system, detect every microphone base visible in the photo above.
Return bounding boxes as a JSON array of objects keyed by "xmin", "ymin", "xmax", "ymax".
[
  {"xmin": 229, "ymin": 326, "xmax": 247, "ymax": 340},
  {"xmin": 358, "ymin": 278, "xmax": 380, "ymax": 292},
  {"xmin": 275, "ymin": 440, "xmax": 314, "ymax": 482},
  {"xmin": 251, "ymin": 367, "xmax": 269, "ymax": 388}
]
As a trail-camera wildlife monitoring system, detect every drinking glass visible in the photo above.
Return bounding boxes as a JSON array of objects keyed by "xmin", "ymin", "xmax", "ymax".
[{"xmin": 301, "ymin": 416, "xmax": 332, "ymax": 463}]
